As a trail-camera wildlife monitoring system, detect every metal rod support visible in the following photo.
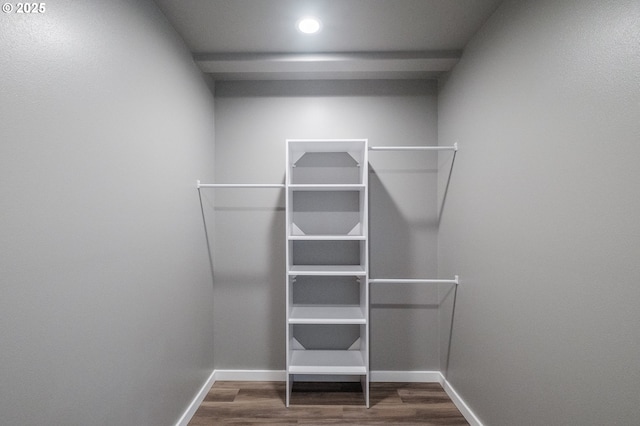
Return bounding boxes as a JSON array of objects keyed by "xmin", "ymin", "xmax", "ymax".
[
  {"xmin": 197, "ymin": 180, "xmax": 285, "ymax": 189},
  {"xmin": 369, "ymin": 144, "xmax": 458, "ymax": 152},
  {"xmin": 369, "ymin": 275, "xmax": 459, "ymax": 285}
]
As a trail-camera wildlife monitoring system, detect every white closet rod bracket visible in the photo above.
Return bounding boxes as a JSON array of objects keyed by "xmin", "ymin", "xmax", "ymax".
[
  {"xmin": 369, "ymin": 275, "xmax": 459, "ymax": 285},
  {"xmin": 196, "ymin": 180, "xmax": 285, "ymax": 189},
  {"xmin": 369, "ymin": 143, "xmax": 458, "ymax": 152}
]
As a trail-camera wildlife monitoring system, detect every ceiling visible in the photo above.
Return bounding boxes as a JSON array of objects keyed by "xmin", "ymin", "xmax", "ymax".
[{"xmin": 154, "ymin": 0, "xmax": 503, "ymax": 80}]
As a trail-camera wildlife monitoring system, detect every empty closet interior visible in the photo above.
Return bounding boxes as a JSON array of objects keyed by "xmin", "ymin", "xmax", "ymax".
[{"xmin": 3, "ymin": 1, "xmax": 639, "ymax": 425}]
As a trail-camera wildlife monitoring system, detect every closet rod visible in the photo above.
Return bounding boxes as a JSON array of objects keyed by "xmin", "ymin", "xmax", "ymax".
[
  {"xmin": 197, "ymin": 180, "xmax": 285, "ymax": 189},
  {"xmin": 369, "ymin": 143, "xmax": 458, "ymax": 152},
  {"xmin": 369, "ymin": 276, "xmax": 459, "ymax": 285}
]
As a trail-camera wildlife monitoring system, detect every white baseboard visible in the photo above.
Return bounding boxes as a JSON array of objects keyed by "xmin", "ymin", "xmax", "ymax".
[
  {"xmin": 175, "ymin": 370, "xmax": 216, "ymax": 426},
  {"xmin": 212, "ymin": 369, "xmax": 441, "ymax": 383},
  {"xmin": 439, "ymin": 373, "xmax": 484, "ymax": 426},
  {"xmin": 214, "ymin": 369, "xmax": 286, "ymax": 381},
  {"xmin": 370, "ymin": 370, "xmax": 441, "ymax": 383},
  {"xmin": 177, "ymin": 369, "xmax": 483, "ymax": 426}
]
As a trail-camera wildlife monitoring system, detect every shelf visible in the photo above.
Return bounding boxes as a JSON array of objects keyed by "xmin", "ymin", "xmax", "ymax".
[
  {"xmin": 289, "ymin": 306, "xmax": 366, "ymax": 324},
  {"xmin": 287, "ymin": 139, "xmax": 368, "ymax": 154},
  {"xmin": 288, "ymin": 235, "xmax": 366, "ymax": 241},
  {"xmin": 289, "ymin": 184, "xmax": 365, "ymax": 191},
  {"xmin": 288, "ymin": 265, "xmax": 366, "ymax": 276},
  {"xmin": 289, "ymin": 350, "xmax": 366, "ymax": 375},
  {"xmin": 288, "ymin": 147, "xmax": 366, "ymax": 185},
  {"xmin": 291, "ymin": 190, "xmax": 363, "ymax": 237}
]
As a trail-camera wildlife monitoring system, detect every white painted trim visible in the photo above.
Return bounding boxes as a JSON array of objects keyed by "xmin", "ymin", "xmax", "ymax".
[
  {"xmin": 214, "ymin": 369, "xmax": 287, "ymax": 381},
  {"xmin": 370, "ymin": 370, "xmax": 441, "ymax": 383},
  {"xmin": 176, "ymin": 369, "xmax": 484, "ymax": 426},
  {"xmin": 213, "ymin": 369, "xmax": 442, "ymax": 383},
  {"xmin": 439, "ymin": 373, "xmax": 484, "ymax": 426},
  {"xmin": 195, "ymin": 52, "xmax": 461, "ymax": 80},
  {"xmin": 174, "ymin": 370, "xmax": 216, "ymax": 426}
]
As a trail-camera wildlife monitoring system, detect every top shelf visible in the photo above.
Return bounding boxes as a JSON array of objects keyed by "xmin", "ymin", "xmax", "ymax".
[
  {"xmin": 288, "ymin": 140, "xmax": 368, "ymax": 186},
  {"xmin": 287, "ymin": 139, "xmax": 368, "ymax": 154}
]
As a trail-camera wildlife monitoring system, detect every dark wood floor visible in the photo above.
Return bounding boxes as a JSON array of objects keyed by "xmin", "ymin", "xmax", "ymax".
[{"xmin": 189, "ymin": 381, "xmax": 469, "ymax": 425}]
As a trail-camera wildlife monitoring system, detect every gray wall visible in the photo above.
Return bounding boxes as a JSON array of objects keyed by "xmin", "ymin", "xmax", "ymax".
[
  {"xmin": 0, "ymin": 1, "xmax": 215, "ymax": 425},
  {"xmin": 437, "ymin": 0, "xmax": 640, "ymax": 425},
  {"xmin": 211, "ymin": 80, "xmax": 440, "ymax": 371}
]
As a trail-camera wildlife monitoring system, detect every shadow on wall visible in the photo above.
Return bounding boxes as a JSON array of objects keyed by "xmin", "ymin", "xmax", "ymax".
[
  {"xmin": 368, "ymin": 167, "xmax": 413, "ymax": 281},
  {"xmin": 438, "ymin": 151, "xmax": 457, "ymax": 227},
  {"xmin": 198, "ymin": 189, "xmax": 216, "ymax": 289},
  {"xmin": 268, "ymin": 187, "xmax": 287, "ymax": 368},
  {"xmin": 197, "ymin": 188, "xmax": 217, "ymax": 361},
  {"xmin": 437, "ymin": 149, "xmax": 458, "ymax": 376},
  {"xmin": 439, "ymin": 283, "xmax": 459, "ymax": 376},
  {"xmin": 214, "ymin": 80, "xmax": 432, "ymax": 99},
  {"xmin": 368, "ymin": 164, "xmax": 441, "ymax": 370},
  {"xmin": 200, "ymin": 185, "xmax": 286, "ymax": 370}
]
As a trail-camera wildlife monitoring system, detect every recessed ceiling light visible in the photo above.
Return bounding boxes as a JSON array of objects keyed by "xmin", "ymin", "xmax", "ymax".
[{"xmin": 297, "ymin": 17, "xmax": 321, "ymax": 34}]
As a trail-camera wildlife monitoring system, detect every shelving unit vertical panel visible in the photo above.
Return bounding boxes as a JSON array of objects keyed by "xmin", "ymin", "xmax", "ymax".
[
  {"xmin": 362, "ymin": 141, "xmax": 370, "ymax": 408},
  {"xmin": 284, "ymin": 141, "xmax": 292, "ymax": 407}
]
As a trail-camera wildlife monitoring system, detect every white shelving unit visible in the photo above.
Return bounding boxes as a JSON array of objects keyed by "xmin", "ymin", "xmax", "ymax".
[
  {"xmin": 197, "ymin": 140, "xmax": 460, "ymax": 409},
  {"xmin": 285, "ymin": 139, "xmax": 369, "ymax": 407}
]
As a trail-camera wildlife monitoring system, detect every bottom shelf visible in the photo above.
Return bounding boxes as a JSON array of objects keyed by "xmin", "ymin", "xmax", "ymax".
[{"xmin": 289, "ymin": 350, "xmax": 367, "ymax": 375}]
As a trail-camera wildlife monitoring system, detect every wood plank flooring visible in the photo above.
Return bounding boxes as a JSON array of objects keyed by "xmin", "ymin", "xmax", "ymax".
[{"xmin": 189, "ymin": 381, "xmax": 469, "ymax": 425}]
